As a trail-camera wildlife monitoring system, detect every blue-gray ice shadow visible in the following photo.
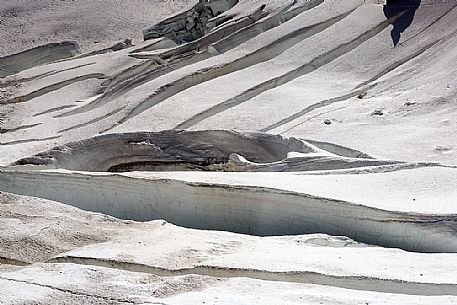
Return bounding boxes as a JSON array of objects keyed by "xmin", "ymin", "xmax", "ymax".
[{"xmin": 383, "ymin": 0, "xmax": 421, "ymax": 46}]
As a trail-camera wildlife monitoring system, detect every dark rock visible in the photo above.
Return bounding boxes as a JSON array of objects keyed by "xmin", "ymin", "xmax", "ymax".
[
  {"xmin": 357, "ymin": 92, "xmax": 367, "ymax": 99},
  {"xmin": 372, "ymin": 109, "xmax": 384, "ymax": 116}
]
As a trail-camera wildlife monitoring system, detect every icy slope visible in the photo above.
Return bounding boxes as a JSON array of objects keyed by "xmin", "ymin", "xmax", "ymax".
[
  {"xmin": 1, "ymin": 192, "xmax": 457, "ymax": 304},
  {"xmin": 1, "ymin": 131, "xmax": 456, "ymax": 253},
  {"xmin": 1, "ymin": 0, "xmax": 456, "ymax": 164},
  {"xmin": 1, "ymin": 0, "xmax": 457, "ymax": 303}
]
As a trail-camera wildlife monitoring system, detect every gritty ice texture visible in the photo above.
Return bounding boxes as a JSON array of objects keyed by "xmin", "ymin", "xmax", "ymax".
[{"xmin": 1, "ymin": 0, "xmax": 457, "ymax": 303}]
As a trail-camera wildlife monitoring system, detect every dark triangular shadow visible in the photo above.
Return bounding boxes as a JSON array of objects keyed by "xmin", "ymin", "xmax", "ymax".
[{"xmin": 383, "ymin": 0, "xmax": 421, "ymax": 46}]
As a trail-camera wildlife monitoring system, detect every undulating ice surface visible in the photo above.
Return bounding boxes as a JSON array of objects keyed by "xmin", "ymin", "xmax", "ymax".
[{"xmin": 1, "ymin": 0, "xmax": 457, "ymax": 303}]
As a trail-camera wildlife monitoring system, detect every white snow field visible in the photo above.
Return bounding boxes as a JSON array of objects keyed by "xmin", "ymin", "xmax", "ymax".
[{"xmin": 1, "ymin": 0, "xmax": 457, "ymax": 303}]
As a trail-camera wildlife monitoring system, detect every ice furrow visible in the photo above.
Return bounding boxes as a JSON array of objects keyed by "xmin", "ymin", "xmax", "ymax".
[
  {"xmin": 64, "ymin": 1, "xmax": 305, "ymax": 118},
  {"xmin": 57, "ymin": 107, "xmax": 124, "ymax": 134},
  {"xmin": 0, "ymin": 257, "xmax": 28, "ymax": 267},
  {"xmin": 210, "ymin": 0, "xmax": 324, "ymax": 54},
  {"xmin": 114, "ymin": 10, "xmax": 358, "ymax": 126},
  {"xmin": 1, "ymin": 169, "xmax": 456, "ymax": 253},
  {"xmin": 0, "ymin": 123, "xmax": 41, "ymax": 134},
  {"xmin": 2, "ymin": 74, "xmax": 106, "ymax": 105},
  {"xmin": 397, "ymin": 4, "xmax": 457, "ymax": 47},
  {"xmin": 260, "ymin": 87, "xmax": 374, "ymax": 132},
  {"xmin": 0, "ymin": 136, "xmax": 60, "ymax": 146},
  {"xmin": 57, "ymin": 55, "xmax": 209, "ymax": 118},
  {"xmin": 33, "ymin": 105, "xmax": 77, "ymax": 117},
  {"xmin": 175, "ymin": 18, "xmax": 392, "ymax": 130},
  {"xmin": 0, "ymin": 41, "xmax": 80, "ymax": 77},
  {"xmin": 0, "ymin": 275, "xmax": 136, "ymax": 304},
  {"xmin": 355, "ymin": 40, "xmax": 440, "ymax": 90},
  {"xmin": 61, "ymin": 2, "xmax": 338, "ymax": 121},
  {"xmin": 158, "ymin": 4, "xmax": 267, "ymax": 60},
  {"xmin": 48, "ymin": 256, "xmax": 457, "ymax": 296}
]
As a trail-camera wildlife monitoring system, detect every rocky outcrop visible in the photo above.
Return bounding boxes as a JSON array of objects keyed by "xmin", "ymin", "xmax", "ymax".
[{"xmin": 143, "ymin": 0, "xmax": 239, "ymax": 43}]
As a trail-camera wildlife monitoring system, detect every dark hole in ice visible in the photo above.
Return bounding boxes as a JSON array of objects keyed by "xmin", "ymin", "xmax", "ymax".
[{"xmin": 383, "ymin": 0, "xmax": 421, "ymax": 46}]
